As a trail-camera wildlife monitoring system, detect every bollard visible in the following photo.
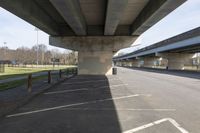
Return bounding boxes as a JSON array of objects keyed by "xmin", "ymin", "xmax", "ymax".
[
  {"xmin": 112, "ymin": 67, "xmax": 117, "ymax": 75},
  {"xmin": 70, "ymin": 68, "xmax": 72, "ymax": 74},
  {"xmin": 59, "ymin": 69, "xmax": 62, "ymax": 78},
  {"xmin": 75, "ymin": 68, "xmax": 78, "ymax": 75},
  {"xmin": 74, "ymin": 68, "xmax": 77, "ymax": 75},
  {"xmin": 27, "ymin": 74, "xmax": 32, "ymax": 92},
  {"xmin": 69, "ymin": 68, "xmax": 71, "ymax": 75},
  {"xmin": 48, "ymin": 71, "xmax": 51, "ymax": 84},
  {"xmin": 66, "ymin": 69, "xmax": 69, "ymax": 75}
]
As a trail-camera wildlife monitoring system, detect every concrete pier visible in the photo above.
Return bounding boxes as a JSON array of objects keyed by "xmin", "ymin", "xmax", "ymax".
[{"xmin": 50, "ymin": 36, "xmax": 137, "ymax": 75}]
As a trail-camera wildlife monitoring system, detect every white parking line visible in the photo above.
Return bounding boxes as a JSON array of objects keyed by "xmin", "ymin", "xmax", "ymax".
[
  {"xmin": 70, "ymin": 78, "xmax": 118, "ymax": 81},
  {"xmin": 123, "ymin": 118, "xmax": 189, "ymax": 133},
  {"xmin": 62, "ymin": 79, "xmax": 119, "ymax": 85},
  {"xmin": 108, "ymin": 108, "xmax": 175, "ymax": 111},
  {"xmin": 60, "ymin": 108, "xmax": 176, "ymax": 112},
  {"xmin": 6, "ymin": 94, "xmax": 150, "ymax": 118},
  {"xmin": 100, "ymin": 84, "xmax": 128, "ymax": 89},
  {"xmin": 44, "ymin": 84, "xmax": 128, "ymax": 95},
  {"xmin": 44, "ymin": 88, "xmax": 89, "ymax": 95}
]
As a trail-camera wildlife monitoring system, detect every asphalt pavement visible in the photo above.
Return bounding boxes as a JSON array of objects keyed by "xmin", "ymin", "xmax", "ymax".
[{"xmin": 0, "ymin": 67, "xmax": 200, "ymax": 133}]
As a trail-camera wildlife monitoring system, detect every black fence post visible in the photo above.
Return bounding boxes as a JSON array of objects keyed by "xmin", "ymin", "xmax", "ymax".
[
  {"xmin": 66, "ymin": 68, "xmax": 69, "ymax": 75},
  {"xmin": 75, "ymin": 68, "xmax": 77, "ymax": 75},
  {"xmin": 27, "ymin": 74, "xmax": 32, "ymax": 92},
  {"xmin": 59, "ymin": 69, "xmax": 62, "ymax": 78},
  {"xmin": 48, "ymin": 71, "xmax": 51, "ymax": 84}
]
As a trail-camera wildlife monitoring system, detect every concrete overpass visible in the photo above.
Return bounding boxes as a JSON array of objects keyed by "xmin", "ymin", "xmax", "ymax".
[
  {"xmin": 114, "ymin": 27, "xmax": 200, "ymax": 70},
  {"xmin": 0, "ymin": 0, "xmax": 186, "ymax": 75}
]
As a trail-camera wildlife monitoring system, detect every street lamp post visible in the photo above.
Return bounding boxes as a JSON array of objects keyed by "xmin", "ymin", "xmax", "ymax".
[
  {"xmin": 197, "ymin": 53, "xmax": 200, "ymax": 70},
  {"xmin": 3, "ymin": 42, "xmax": 7, "ymax": 46},
  {"xmin": 35, "ymin": 28, "xmax": 39, "ymax": 66},
  {"xmin": 3, "ymin": 42, "xmax": 7, "ymax": 60}
]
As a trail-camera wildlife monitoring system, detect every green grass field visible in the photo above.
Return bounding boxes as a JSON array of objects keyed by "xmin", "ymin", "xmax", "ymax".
[
  {"xmin": 0, "ymin": 74, "xmax": 50, "ymax": 91},
  {"xmin": 0, "ymin": 65, "xmax": 77, "ymax": 91},
  {"xmin": 0, "ymin": 65, "xmax": 76, "ymax": 80}
]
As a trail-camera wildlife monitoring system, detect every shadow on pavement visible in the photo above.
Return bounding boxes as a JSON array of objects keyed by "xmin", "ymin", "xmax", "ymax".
[{"xmin": 0, "ymin": 75, "xmax": 122, "ymax": 133}]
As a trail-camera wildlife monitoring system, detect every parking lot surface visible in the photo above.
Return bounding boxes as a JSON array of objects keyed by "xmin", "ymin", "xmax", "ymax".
[{"xmin": 0, "ymin": 67, "xmax": 200, "ymax": 133}]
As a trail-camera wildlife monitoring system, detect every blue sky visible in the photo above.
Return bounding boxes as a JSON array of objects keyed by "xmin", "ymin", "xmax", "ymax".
[
  {"xmin": 0, "ymin": 0, "xmax": 200, "ymax": 53},
  {"xmin": 120, "ymin": 0, "xmax": 200, "ymax": 53},
  {"xmin": 0, "ymin": 6, "xmax": 64, "ymax": 51}
]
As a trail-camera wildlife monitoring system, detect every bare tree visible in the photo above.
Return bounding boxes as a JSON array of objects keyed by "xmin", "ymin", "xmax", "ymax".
[{"xmin": 0, "ymin": 45, "xmax": 78, "ymax": 66}]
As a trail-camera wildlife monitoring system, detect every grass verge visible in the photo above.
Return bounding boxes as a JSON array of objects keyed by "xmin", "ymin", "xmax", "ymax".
[
  {"xmin": 0, "ymin": 65, "xmax": 76, "ymax": 80},
  {"xmin": 0, "ymin": 67, "xmax": 77, "ymax": 91},
  {"xmin": 0, "ymin": 75, "xmax": 49, "ymax": 91}
]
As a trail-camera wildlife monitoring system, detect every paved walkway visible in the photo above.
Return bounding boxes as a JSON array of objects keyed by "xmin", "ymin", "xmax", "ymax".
[{"xmin": 0, "ymin": 67, "xmax": 200, "ymax": 132}]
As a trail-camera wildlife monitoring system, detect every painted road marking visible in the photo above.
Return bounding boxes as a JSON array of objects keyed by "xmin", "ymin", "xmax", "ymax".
[
  {"xmin": 44, "ymin": 84, "xmax": 128, "ymax": 95},
  {"xmin": 60, "ymin": 108, "xmax": 176, "ymax": 111},
  {"xmin": 6, "ymin": 94, "xmax": 150, "ymax": 118},
  {"xmin": 99, "ymin": 84, "xmax": 128, "ymax": 89},
  {"xmin": 44, "ymin": 88, "xmax": 89, "ymax": 95},
  {"xmin": 123, "ymin": 118, "xmax": 189, "ymax": 133},
  {"xmin": 70, "ymin": 78, "xmax": 118, "ymax": 81},
  {"xmin": 62, "ymin": 79, "xmax": 119, "ymax": 85}
]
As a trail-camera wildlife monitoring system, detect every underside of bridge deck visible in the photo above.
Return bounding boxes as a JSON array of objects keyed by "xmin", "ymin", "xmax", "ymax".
[{"xmin": 0, "ymin": 0, "xmax": 186, "ymax": 75}]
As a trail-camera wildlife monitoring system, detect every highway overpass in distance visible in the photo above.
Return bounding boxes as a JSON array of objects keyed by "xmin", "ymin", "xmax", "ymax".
[
  {"xmin": 0, "ymin": 0, "xmax": 186, "ymax": 75},
  {"xmin": 113, "ymin": 27, "xmax": 200, "ymax": 70}
]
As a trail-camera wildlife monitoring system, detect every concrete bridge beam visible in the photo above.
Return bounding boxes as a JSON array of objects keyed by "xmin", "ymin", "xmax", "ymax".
[
  {"xmin": 50, "ymin": 0, "xmax": 87, "ymax": 35},
  {"xmin": 104, "ymin": 0, "xmax": 128, "ymax": 35}
]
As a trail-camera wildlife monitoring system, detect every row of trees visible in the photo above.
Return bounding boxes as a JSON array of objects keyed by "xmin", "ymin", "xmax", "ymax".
[{"xmin": 0, "ymin": 44, "xmax": 78, "ymax": 65}]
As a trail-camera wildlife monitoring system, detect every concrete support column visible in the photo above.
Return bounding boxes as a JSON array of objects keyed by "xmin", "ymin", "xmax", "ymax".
[
  {"xmin": 156, "ymin": 53, "xmax": 194, "ymax": 70},
  {"xmin": 122, "ymin": 61, "xmax": 127, "ymax": 67},
  {"xmin": 132, "ymin": 59, "xmax": 140, "ymax": 67},
  {"xmin": 50, "ymin": 36, "xmax": 137, "ymax": 75},
  {"xmin": 143, "ymin": 57, "xmax": 158, "ymax": 68},
  {"xmin": 78, "ymin": 51, "xmax": 113, "ymax": 75},
  {"xmin": 125, "ymin": 61, "xmax": 132, "ymax": 67},
  {"xmin": 167, "ymin": 53, "xmax": 194, "ymax": 70},
  {"xmin": 115, "ymin": 61, "xmax": 121, "ymax": 66}
]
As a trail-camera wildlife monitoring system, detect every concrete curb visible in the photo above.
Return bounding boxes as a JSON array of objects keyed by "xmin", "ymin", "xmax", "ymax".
[{"xmin": 0, "ymin": 74, "xmax": 76, "ymax": 118}]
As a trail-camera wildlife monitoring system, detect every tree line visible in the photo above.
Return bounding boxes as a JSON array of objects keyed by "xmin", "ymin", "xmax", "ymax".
[{"xmin": 0, "ymin": 44, "xmax": 78, "ymax": 65}]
